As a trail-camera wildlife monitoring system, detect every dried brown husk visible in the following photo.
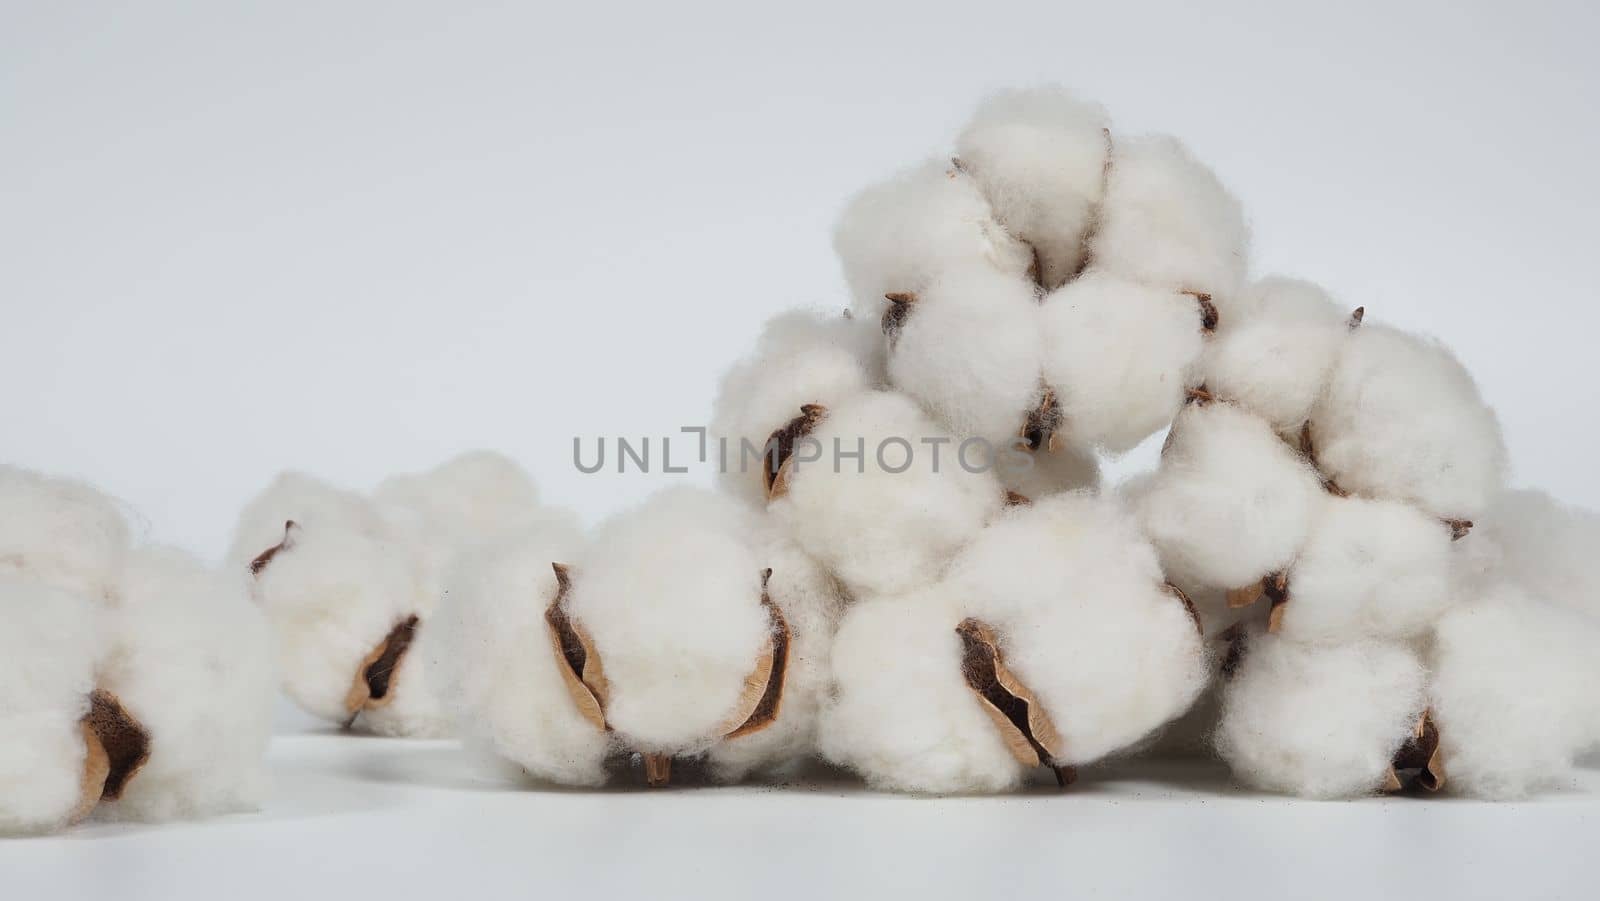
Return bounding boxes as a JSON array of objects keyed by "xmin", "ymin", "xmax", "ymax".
[
  {"xmin": 249, "ymin": 520, "xmax": 299, "ymax": 576},
  {"xmin": 72, "ymin": 689, "xmax": 151, "ymax": 822},
  {"xmin": 1020, "ymin": 384, "xmax": 1064, "ymax": 453},
  {"xmin": 1383, "ymin": 709, "xmax": 1445, "ymax": 793},
  {"xmin": 881, "ymin": 292, "xmax": 918, "ymax": 347},
  {"xmin": 720, "ymin": 569, "xmax": 792, "ymax": 740},
  {"xmin": 1164, "ymin": 582, "xmax": 1204, "ymax": 636},
  {"xmin": 765, "ymin": 404, "xmax": 828, "ymax": 501},
  {"xmin": 955, "ymin": 618, "xmax": 1072, "ymax": 786},
  {"xmin": 1185, "ymin": 291, "xmax": 1219, "ymax": 333},
  {"xmin": 544, "ymin": 562, "xmax": 609, "ymax": 731},
  {"xmin": 343, "ymin": 615, "xmax": 421, "ymax": 724}
]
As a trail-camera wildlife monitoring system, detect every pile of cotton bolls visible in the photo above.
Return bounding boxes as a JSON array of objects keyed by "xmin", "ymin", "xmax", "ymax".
[
  {"xmin": 0, "ymin": 466, "xmax": 272, "ymax": 834},
  {"xmin": 1128, "ymin": 277, "xmax": 1600, "ymax": 799},
  {"xmin": 228, "ymin": 451, "xmax": 577, "ymax": 738}
]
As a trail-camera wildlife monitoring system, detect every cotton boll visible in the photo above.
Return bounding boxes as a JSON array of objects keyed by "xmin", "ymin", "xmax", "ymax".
[
  {"xmin": 228, "ymin": 473, "xmax": 424, "ymax": 727},
  {"xmin": 0, "ymin": 465, "xmax": 130, "ymax": 601},
  {"xmin": 946, "ymin": 493, "xmax": 1208, "ymax": 765},
  {"xmin": 1090, "ymin": 135, "xmax": 1248, "ymax": 305},
  {"xmin": 372, "ymin": 450, "xmax": 543, "ymax": 540},
  {"xmin": 707, "ymin": 532, "xmax": 844, "ymax": 782},
  {"xmin": 710, "ymin": 309, "xmax": 879, "ymax": 505},
  {"xmin": 955, "ymin": 86, "xmax": 1110, "ymax": 290},
  {"xmin": 1203, "ymin": 277, "xmax": 1350, "ymax": 434},
  {"xmin": 1308, "ymin": 323, "xmax": 1508, "ymax": 521},
  {"xmin": 434, "ymin": 518, "xmax": 605, "ymax": 786},
  {"xmin": 1277, "ymin": 497, "xmax": 1455, "ymax": 642},
  {"xmin": 769, "ymin": 391, "xmax": 1005, "ymax": 597},
  {"xmin": 834, "ymin": 158, "xmax": 1033, "ymax": 317},
  {"xmin": 819, "ymin": 589, "xmax": 1025, "ymax": 794},
  {"xmin": 1463, "ymin": 489, "xmax": 1600, "ymax": 621},
  {"xmin": 1216, "ymin": 632, "xmax": 1426, "ymax": 798},
  {"xmin": 95, "ymin": 548, "xmax": 273, "ymax": 821},
  {"xmin": 0, "ymin": 579, "xmax": 103, "ymax": 834},
  {"xmin": 1040, "ymin": 270, "xmax": 1207, "ymax": 453},
  {"xmin": 1431, "ymin": 588, "xmax": 1600, "ymax": 798},
  {"xmin": 565, "ymin": 488, "xmax": 778, "ymax": 756},
  {"xmin": 1136, "ymin": 402, "xmax": 1326, "ymax": 591},
  {"xmin": 886, "ymin": 267, "xmax": 1046, "ymax": 448}
]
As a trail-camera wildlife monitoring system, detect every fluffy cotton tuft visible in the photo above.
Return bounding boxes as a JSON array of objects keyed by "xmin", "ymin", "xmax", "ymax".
[
  {"xmin": 819, "ymin": 589, "xmax": 1024, "ymax": 794},
  {"xmin": 96, "ymin": 548, "xmax": 274, "ymax": 821},
  {"xmin": 1136, "ymin": 402, "xmax": 1326, "ymax": 592},
  {"xmin": 0, "ymin": 579, "xmax": 103, "ymax": 834},
  {"xmin": 1460, "ymin": 489, "xmax": 1600, "ymax": 622},
  {"xmin": 1216, "ymin": 633, "xmax": 1426, "ymax": 799},
  {"xmin": 769, "ymin": 391, "xmax": 1005, "ymax": 597},
  {"xmin": 947, "ymin": 493, "xmax": 1209, "ymax": 763},
  {"xmin": 1309, "ymin": 323, "xmax": 1507, "ymax": 520},
  {"xmin": 710, "ymin": 310, "xmax": 880, "ymax": 505},
  {"xmin": 567, "ymin": 488, "xmax": 775, "ymax": 753},
  {"xmin": 834, "ymin": 159, "xmax": 1032, "ymax": 319},
  {"xmin": 954, "ymin": 86, "xmax": 1110, "ymax": 290},
  {"xmin": 373, "ymin": 450, "xmax": 543, "ymax": 540},
  {"xmin": 434, "ymin": 515, "xmax": 605, "ymax": 786},
  {"xmin": 0, "ymin": 465, "xmax": 131, "ymax": 601},
  {"xmin": 1202, "ymin": 277, "xmax": 1350, "ymax": 434},
  {"xmin": 886, "ymin": 266, "xmax": 1045, "ymax": 447},
  {"xmin": 1089, "ymin": 135, "xmax": 1249, "ymax": 305},
  {"xmin": 1430, "ymin": 588, "xmax": 1600, "ymax": 799},
  {"xmin": 999, "ymin": 440, "xmax": 1101, "ymax": 500},
  {"xmin": 1040, "ymin": 270, "xmax": 1207, "ymax": 452},
  {"xmin": 1277, "ymin": 496, "xmax": 1455, "ymax": 642}
]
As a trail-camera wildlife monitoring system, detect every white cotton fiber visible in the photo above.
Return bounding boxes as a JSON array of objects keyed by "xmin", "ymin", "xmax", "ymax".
[
  {"xmin": 0, "ymin": 579, "xmax": 103, "ymax": 834},
  {"xmin": 96, "ymin": 547, "xmax": 273, "ymax": 821},
  {"xmin": 1277, "ymin": 496, "xmax": 1455, "ymax": 642},
  {"xmin": 999, "ymin": 440, "xmax": 1100, "ymax": 500},
  {"xmin": 955, "ymin": 86, "xmax": 1110, "ymax": 290},
  {"xmin": 1202, "ymin": 277, "xmax": 1350, "ymax": 434},
  {"xmin": 947, "ymin": 493, "xmax": 1209, "ymax": 764},
  {"xmin": 565, "ymin": 488, "xmax": 775, "ymax": 754},
  {"xmin": 1431, "ymin": 587, "xmax": 1600, "ymax": 799},
  {"xmin": 434, "ymin": 515, "xmax": 604, "ymax": 786},
  {"xmin": 1136, "ymin": 402, "xmax": 1326, "ymax": 591},
  {"xmin": 1090, "ymin": 134, "xmax": 1248, "ymax": 304},
  {"xmin": 886, "ymin": 266, "xmax": 1045, "ymax": 447},
  {"xmin": 373, "ymin": 450, "xmax": 544, "ymax": 541},
  {"xmin": 819, "ymin": 588, "xmax": 1025, "ymax": 794},
  {"xmin": 1040, "ymin": 270, "xmax": 1207, "ymax": 452},
  {"xmin": 0, "ymin": 465, "xmax": 130, "ymax": 601},
  {"xmin": 710, "ymin": 309, "xmax": 880, "ymax": 505},
  {"xmin": 1462, "ymin": 489, "xmax": 1600, "ymax": 622},
  {"xmin": 1216, "ymin": 632, "xmax": 1427, "ymax": 798},
  {"xmin": 834, "ymin": 158, "xmax": 1032, "ymax": 318},
  {"xmin": 1308, "ymin": 323, "xmax": 1507, "ymax": 520},
  {"xmin": 770, "ymin": 390, "xmax": 1005, "ymax": 597},
  {"xmin": 228, "ymin": 472, "xmax": 422, "ymax": 726}
]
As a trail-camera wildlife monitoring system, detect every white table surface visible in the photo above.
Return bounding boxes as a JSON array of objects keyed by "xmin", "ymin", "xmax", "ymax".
[{"xmin": 6, "ymin": 732, "xmax": 1598, "ymax": 901}]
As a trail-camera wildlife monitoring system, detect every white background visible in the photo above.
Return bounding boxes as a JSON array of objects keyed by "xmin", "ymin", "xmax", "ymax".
[{"xmin": 4, "ymin": 2, "xmax": 1599, "ymax": 898}]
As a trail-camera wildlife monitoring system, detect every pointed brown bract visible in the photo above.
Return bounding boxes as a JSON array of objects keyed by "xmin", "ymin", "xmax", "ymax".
[
  {"xmin": 1349, "ymin": 306, "xmax": 1366, "ymax": 330},
  {"xmin": 249, "ymin": 520, "xmax": 299, "ymax": 576},
  {"xmin": 721, "ymin": 569, "xmax": 792, "ymax": 740},
  {"xmin": 1384, "ymin": 709, "xmax": 1445, "ymax": 793},
  {"xmin": 1226, "ymin": 580, "xmax": 1266, "ymax": 610},
  {"xmin": 881, "ymin": 292, "xmax": 918, "ymax": 346},
  {"xmin": 1020, "ymin": 384, "xmax": 1063, "ymax": 453},
  {"xmin": 544, "ymin": 562, "xmax": 609, "ymax": 731},
  {"xmin": 1185, "ymin": 291, "xmax": 1219, "ymax": 333},
  {"xmin": 1163, "ymin": 582, "xmax": 1204, "ymax": 636},
  {"xmin": 1263, "ymin": 572, "xmax": 1290, "ymax": 633},
  {"xmin": 1004, "ymin": 491, "xmax": 1033, "ymax": 508},
  {"xmin": 343, "ymin": 615, "xmax": 421, "ymax": 720},
  {"xmin": 1444, "ymin": 518, "xmax": 1473, "ymax": 541},
  {"xmin": 1185, "ymin": 384, "xmax": 1215, "ymax": 406},
  {"xmin": 642, "ymin": 753, "xmax": 673, "ymax": 788},
  {"xmin": 74, "ymin": 689, "xmax": 150, "ymax": 818},
  {"xmin": 955, "ymin": 618, "xmax": 1068, "ymax": 785},
  {"xmin": 764, "ymin": 404, "xmax": 828, "ymax": 501}
]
